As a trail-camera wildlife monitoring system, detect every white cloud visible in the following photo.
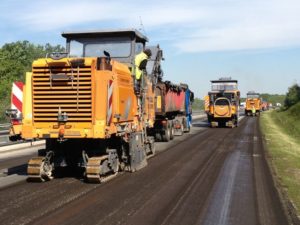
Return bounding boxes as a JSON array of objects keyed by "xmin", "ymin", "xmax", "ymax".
[
  {"xmin": 172, "ymin": 0, "xmax": 300, "ymax": 52},
  {"xmin": 2, "ymin": 0, "xmax": 300, "ymax": 52}
]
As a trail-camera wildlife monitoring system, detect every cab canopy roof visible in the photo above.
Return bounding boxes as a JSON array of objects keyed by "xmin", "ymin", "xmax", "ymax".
[
  {"xmin": 61, "ymin": 28, "xmax": 148, "ymax": 42},
  {"xmin": 247, "ymin": 91, "xmax": 260, "ymax": 95},
  {"xmin": 211, "ymin": 77, "xmax": 238, "ymax": 83},
  {"xmin": 210, "ymin": 77, "xmax": 239, "ymax": 92}
]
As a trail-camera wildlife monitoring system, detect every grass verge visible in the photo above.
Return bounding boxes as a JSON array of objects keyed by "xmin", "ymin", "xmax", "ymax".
[{"xmin": 260, "ymin": 105, "xmax": 300, "ymax": 218}]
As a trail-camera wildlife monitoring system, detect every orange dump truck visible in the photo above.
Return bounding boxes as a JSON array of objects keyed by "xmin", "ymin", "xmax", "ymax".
[
  {"xmin": 22, "ymin": 29, "xmax": 158, "ymax": 182},
  {"xmin": 206, "ymin": 78, "xmax": 240, "ymax": 128},
  {"xmin": 245, "ymin": 91, "xmax": 262, "ymax": 116}
]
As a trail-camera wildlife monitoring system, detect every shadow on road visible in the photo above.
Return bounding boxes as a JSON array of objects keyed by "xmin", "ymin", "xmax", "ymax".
[
  {"xmin": 192, "ymin": 120, "xmax": 210, "ymax": 128},
  {"xmin": 7, "ymin": 164, "xmax": 27, "ymax": 176}
]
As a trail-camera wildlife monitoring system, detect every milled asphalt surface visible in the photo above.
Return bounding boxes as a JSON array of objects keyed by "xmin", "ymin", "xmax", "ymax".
[
  {"xmin": 0, "ymin": 117, "xmax": 289, "ymax": 225},
  {"xmin": 0, "ymin": 116, "xmax": 206, "ymax": 187}
]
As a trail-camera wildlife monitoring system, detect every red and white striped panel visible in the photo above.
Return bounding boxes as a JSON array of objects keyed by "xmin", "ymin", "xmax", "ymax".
[
  {"xmin": 106, "ymin": 80, "xmax": 113, "ymax": 125},
  {"xmin": 11, "ymin": 82, "xmax": 24, "ymax": 117},
  {"xmin": 205, "ymin": 99, "xmax": 209, "ymax": 107}
]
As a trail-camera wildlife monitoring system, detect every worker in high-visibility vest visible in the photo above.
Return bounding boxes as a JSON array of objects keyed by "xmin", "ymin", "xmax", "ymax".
[
  {"xmin": 251, "ymin": 105, "xmax": 256, "ymax": 116},
  {"xmin": 134, "ymin": 48, "xmax": 152, "ymax": 94}
]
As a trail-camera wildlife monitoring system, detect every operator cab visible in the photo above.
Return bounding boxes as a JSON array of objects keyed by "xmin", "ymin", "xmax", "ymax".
[
  {"xmin": 210, "ymin": 78, "xmax": 238, "ymax": 92},
  {"xmin": 62, "ymin": 29, "xmax": 148, "ymax": 68},
  {"xmin": 246, "ymin": 91, "xmax": 260, "ymax": 99},
  {"xmin": 208, "ymin": 78, "xmax": 240, "ymax": 104}
]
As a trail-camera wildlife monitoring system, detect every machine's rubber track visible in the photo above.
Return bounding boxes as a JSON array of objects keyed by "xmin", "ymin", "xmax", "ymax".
[
  {"xmin": 27, "ymin": 157, "xmax": 53, "ymax": 182},
  {"xmin": 86, "ymin": 156, "xmax": 119, "ymax": 183},
  {"xmin": 146, "ymin": 141, "xmax": 156, "ymax": 159}
]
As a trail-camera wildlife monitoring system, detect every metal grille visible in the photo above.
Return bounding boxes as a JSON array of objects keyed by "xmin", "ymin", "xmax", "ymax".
[{"xmin": 32, "ymin": 65, "xmax": 92, "ymax": 122}]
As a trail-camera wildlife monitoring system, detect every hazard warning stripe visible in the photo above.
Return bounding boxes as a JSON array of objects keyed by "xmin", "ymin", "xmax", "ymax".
[
  {"xmin": 12, "ymin": 82, "xmax": 23, "ymax": 103},
  {"xmin": 12, "ymin": 94, "xmax": 22, "ymax": 112},
  {"xmin": 106, "ymin": 80, "xmax": 113, "ymax": 125},
  {"xmin": 11, "ymin": 82, "xmax": 23, "ymax": 115}
]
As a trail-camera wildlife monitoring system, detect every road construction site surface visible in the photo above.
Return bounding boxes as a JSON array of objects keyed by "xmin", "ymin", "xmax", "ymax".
[{"xmin": 0, "ymin": 117, "xmax": 288, "ymax": 225}]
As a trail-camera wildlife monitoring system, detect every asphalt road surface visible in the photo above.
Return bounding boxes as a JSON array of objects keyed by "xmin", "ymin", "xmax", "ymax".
[{"xmin": 0, "ymin": 117, "xmax": 288, "ymax": 225}]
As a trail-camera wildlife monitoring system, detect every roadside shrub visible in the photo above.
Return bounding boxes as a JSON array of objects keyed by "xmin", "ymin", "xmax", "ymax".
[{"xmin": 284, "ymin": 84, "xmax": 300, "ymax": 109}]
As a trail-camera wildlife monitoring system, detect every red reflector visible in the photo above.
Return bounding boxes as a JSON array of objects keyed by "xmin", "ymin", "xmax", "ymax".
[
  {"xmin": 59, "ymin": 128, "xmax": 65, "ymax": 137},
  {"xmin": 12, "ymin": 119, "xmax": 20, "ymax": 125}
]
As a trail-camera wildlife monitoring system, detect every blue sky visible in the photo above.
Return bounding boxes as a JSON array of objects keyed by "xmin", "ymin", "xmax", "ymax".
[{"xmin": 1, "ymin": 0, "xmax": 300, "ymax": 98}]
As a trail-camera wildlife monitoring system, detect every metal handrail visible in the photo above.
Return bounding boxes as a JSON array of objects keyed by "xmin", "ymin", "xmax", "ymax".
[{"xmin": 0, "ymin": 123, "xmax": 10, "ymax": 128}]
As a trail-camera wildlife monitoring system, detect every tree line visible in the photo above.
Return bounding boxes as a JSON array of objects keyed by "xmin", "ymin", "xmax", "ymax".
[
  {"xmin": 0, "ymin": 41, "xmax": 65, "ymax": 122},
  {"xmin": 1, "ymin": 40, "xmax": 298, "ymax": 122},
  {"xmin": 284, "ymin": 83, "xmax": 300, "ymax": 109}
]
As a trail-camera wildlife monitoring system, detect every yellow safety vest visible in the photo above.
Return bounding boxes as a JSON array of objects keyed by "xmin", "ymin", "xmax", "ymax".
[{"xmin": 135, "ymin": 52, "xmax": 148, "ymax": 80}]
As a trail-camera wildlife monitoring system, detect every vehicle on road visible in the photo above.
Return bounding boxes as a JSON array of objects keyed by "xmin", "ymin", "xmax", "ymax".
[
  {"xmin": 261, "ymin": 101, "xmax": 269, "ymax": 111},
  {"xmin": 22, "ymin": 29, "xmax": 159, "ymax": 182},
  {"xmin": 152, "ymin": 80, "xmax": 194, "ymax": 141},
  {"xmin": 245, "ymin": 91, "xmax": 262, "ymax": 116},
  {"xmin": 144, "ymin": 46, "xmax": 194, "ymax": 142},
  {"xmin": 205, "ymin": 77, "xmax": 240, "ymax": 128},
  {"xmin": 21, "ymin": 29, "xmax": 193, "ymax": 183}
]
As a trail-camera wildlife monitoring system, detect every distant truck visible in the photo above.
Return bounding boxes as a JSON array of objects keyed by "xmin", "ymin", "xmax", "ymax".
[
  {"xmin": 240, "ymin": 102, "xmax": 246, "ymax": 109},
  {"xmin": 245, "ymin": 91, "xmax": 262, "ymax": 116},
  {"xmin": 153, "ymin": 81, "xmax": 194, "ymax": 141},
  {"xmin": 145, "ymin": 46, "xmax": 194, "ymax": 142},
  {"xmin": 261, "ymin": 101, "xmax": 269, "ymax": 111},
  {"xmin": 205, "ymin": 77, "xmax": 240, "ymax": 128}
]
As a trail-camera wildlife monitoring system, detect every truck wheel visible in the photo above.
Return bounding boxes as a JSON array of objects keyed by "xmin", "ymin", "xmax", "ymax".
[
  {"xmin": 170, "ymin": 126, "xmax": 174, "ymax": 140},
  {"xmin": 178, "ymin": 125, "xmax": 184, "ymax": 136},
  {"xmin": 162, "ymin": 127, "xmax": 171, "ymax": 142},
  {"xmin": 183, "ymin": 118, "xmax": 190, "ymax": 133},
  {"xmin": 186, "ymin": 125, "xmax": 191, "ymax": 133},
  {"xmin": 168, "ymin": 121, "xmax": 174, "ymax": 140},
  {"xmin": 155, "ymin": 132, "xmax": 162, "ymax": 141}
]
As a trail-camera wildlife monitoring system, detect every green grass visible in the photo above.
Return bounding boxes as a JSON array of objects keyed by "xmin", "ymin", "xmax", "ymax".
[
  {"xmin": 192, "ymin": 98, "xmax": 204, "ymax": 111},
  {"xmin": 260, "ymin": 103, "xmax": 300, "ymax": 215}
]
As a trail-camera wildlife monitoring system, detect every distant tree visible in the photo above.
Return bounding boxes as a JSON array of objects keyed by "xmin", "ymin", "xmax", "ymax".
[
  {"xmin": 284, "ymin": 84, "xmax": 300, "ymax": 108},
  {"xmin": 192, "ymin": 98, "xmax": 204, "ymax": 111},
  {"xmin": 44, "ymin": 43, "xmax": 65, "ymax": 53},
  {"xmin": 260, "ymin": 93, "xmax": 286, "ymax": 106}
]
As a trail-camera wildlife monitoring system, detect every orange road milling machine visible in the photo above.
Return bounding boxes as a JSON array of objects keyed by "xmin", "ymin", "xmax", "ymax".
[{"xmin": 22, "ymin": 29, "xmax": 161, "ymax": 182}]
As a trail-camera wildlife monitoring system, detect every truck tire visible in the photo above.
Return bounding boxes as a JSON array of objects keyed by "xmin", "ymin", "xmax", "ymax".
[
  {"xmin": 170, "ymin": 126, "xmax": 174, "ymax": 140},
  {"xmin": 186, "ymin": 125, "xmax": 191, "ymax": 133},
  {"xmin": 155, "ymin": 132, "xmax": 162, "ymax": 141},
  {"xmin": 169, "ymin": 121, "xmax": 174, "ymax": 140},
  {"xmin": 162, "ymin": 127, "xmax": 171, "ymax": 142},
  {"xmin": 183, "ymin": 118, "xmax": 190, "ymax": 133},
  {"xmin": 178, "ymin": 125, "xmax": 184, "ymax": 136}
]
